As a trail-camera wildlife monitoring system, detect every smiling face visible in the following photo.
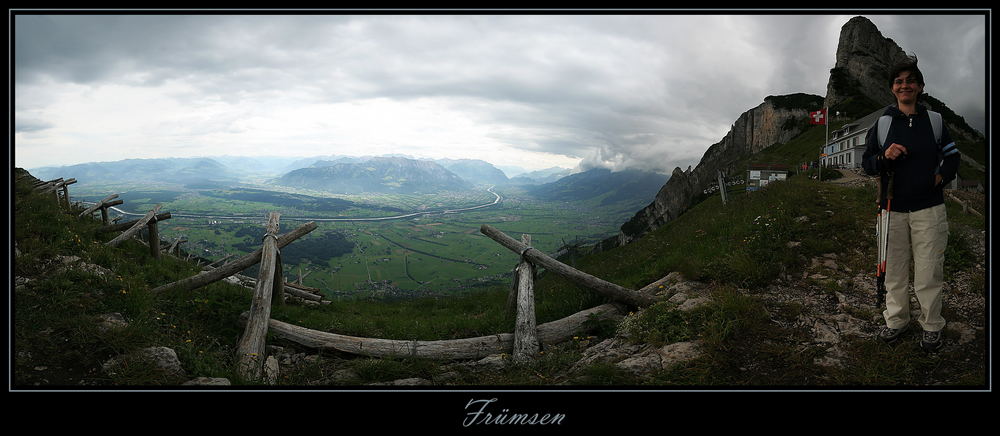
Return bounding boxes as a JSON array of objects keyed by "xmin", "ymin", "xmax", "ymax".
[{"xmin": 892, "ymin": 70, "xmax": 924, "ymax": 106}]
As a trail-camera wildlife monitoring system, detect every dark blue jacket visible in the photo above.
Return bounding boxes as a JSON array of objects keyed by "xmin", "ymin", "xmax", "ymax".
[{"xmin": 862, "ymin": 104, "xmax": 960, "ymax": 212}]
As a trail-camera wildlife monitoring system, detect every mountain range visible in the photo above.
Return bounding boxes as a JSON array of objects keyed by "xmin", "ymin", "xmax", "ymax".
[
  {"xmin": 275, "ymin": 156, "xmax": 474, "ymax": 194},
  {"xmin": 29, "ymin": 157, "xmax": 241, "ymax": 188},
  {"xmin": 527, "ymin": 168, "xmax": 668, "ymax": 207}
]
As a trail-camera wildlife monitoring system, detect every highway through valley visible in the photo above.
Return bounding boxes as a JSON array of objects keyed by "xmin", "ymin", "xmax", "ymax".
[{"xmin": 93, "ymin": 186, "xmax": 503, "ymax": 222}]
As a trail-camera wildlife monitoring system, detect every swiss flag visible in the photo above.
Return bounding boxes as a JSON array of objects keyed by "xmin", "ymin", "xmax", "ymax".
[{"xmin": 809, "ymin": 109, "xmax": 827, "ymax": 125}]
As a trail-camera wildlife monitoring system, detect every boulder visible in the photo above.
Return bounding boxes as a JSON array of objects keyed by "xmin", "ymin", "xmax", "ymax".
[
  {"xmin": 569, "ymin": 338, "xmax": 647, "ymax": 374},
  {"xmin": 182, "ymin": 377, "xmax": 231, "ymax": 386},
  {"xmin": 368, "ymin": 377, "xmax": 433, "ymax": 386},
  {"xmin": 616, "ymin": 341, "xmax": 703, "ymax": 375},
  {"xmin": 97, "ymin": 312, "xmax": 129, "ymax": 333},
  {"xmin": 678, "ymin": 297, "xmax": 711, "ymax": 312},
  {"xmin": 103, "ymin": 346, "xmax": 186, "ymax": 378},
  {"xmin": 263, "ymin": 356, "xmax": 280, "ymax": 385}
]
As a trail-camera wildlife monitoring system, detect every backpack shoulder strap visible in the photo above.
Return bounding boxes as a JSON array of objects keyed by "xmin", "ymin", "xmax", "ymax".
[
  {"xmin": 927, "ymin": 110, "xmax": 943, "ymax": 144},
  {"xmin": 877, "ymin": 115, "xmax": 893, "ymax": 149}
]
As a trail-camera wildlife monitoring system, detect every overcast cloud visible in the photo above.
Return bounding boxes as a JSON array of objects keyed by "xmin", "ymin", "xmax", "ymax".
[{"xmin": 13, "ymin": 13, "xmax": 987, "ymax": 174}]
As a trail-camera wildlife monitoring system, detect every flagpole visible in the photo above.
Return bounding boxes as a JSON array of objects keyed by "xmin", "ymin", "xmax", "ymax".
[{"xmin": 821, "ymin": 107, "xmax": 828, "ymax": 181}]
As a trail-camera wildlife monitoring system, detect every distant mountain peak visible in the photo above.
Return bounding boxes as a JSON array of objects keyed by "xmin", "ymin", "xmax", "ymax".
[{"xmin": 276, "ymin": 156, "xmax": 471, "ymax": 194}]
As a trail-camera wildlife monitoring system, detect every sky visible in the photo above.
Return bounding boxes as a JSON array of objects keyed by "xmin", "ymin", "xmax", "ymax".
[{"xmin": 12, "ymin": 12, "xmax": 988, "ymax": 175}]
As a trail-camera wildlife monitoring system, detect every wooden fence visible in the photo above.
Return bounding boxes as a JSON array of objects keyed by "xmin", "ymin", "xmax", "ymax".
[
  {"xmin": 945, "ymin": 191, "xmax": 984, "ymax": 218},
  {"xmin": 27, "ymin": 174, "xmax": 672, "ymax": 383}
]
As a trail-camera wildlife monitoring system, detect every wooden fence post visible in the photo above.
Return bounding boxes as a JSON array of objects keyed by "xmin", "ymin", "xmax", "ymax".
[
  {"xmin": 147, "ymin": 216, "xmax": 161, "ymax": 259},
  {"xmin": 99, "ymin": 199, "xmax": 125, "ymax": 225},
  {"xmin": 106, "ymin": 205, "xmax": 162, "ymax": 247},
  {"xmin": 165, "ymin": 237, "xmax": 187, "ymax": 256},
  {"xmin": 79, "ymin": 194, "xmax": 119, "ymax": 218},
  {"xmin": 512, "ymin": 234, "xmax": 539, "ymax": 363},
  {"xmin": 481, "ymin": 224, "xmax": 657, "ymax": 307},
  {"xmin": 236, "ymin": 212, "xmax": 282, "ymax": 381},
  {"xmin": 718, "ymin": 170, "xmax": 728, "ymax": 205},
  {"xmin": 60, "ymin": 179, "xmax": 77, "ymax": 209},
  {"xmin": 98, "ymin": 212, "xmax": 170, "ymax": 234},
  {"xmin": 150, "ymin": 221, "xmax": 316, "ymax": 295}
]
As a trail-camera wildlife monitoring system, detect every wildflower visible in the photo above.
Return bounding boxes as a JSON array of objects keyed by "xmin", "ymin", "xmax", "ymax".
[{"xmin": 185, "ymin": 339, "xmax": 192, "ymax": 343}]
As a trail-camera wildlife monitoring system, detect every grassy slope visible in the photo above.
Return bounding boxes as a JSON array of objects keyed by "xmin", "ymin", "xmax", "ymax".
[
  {"xmin": 12, "ymin": 171, "xmax": 604, "ymax": 386},
  {"xmin": 14, "ymin": 156, "xmax": 985, "ymax": 386}
]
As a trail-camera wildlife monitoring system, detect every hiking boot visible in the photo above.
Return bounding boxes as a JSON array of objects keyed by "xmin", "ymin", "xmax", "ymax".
[
  {"xmin": 878, "ymin": 324, "xmax": 907, "ymax": 343},
  {"xmin": 921, "ymin": 330, "xmax": 943, "ymax": 352}
]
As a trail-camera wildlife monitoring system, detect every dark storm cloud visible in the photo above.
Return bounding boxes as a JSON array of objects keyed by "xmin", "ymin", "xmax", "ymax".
[
  {"xmin": 866, "ymin": 15, "xmax": 987, "ymax": 134},
  {"xmin": 13, "ymin": 13, "xmax": 986, "ymax": 171}
]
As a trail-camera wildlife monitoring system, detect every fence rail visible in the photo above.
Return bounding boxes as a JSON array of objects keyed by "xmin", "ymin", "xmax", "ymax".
[{"xmin": 27, "ymin": 173, "xmax": 677, "ymax": 384}]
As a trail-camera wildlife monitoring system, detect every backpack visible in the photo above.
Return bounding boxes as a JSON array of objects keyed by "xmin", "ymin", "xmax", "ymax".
[
  {"xmin": 876, "ymin": 109, "xmax": 955, "ymax": 175},
  {"xmin": 876, "ymin": 109, "xmax": 942, "ymax": 147}
]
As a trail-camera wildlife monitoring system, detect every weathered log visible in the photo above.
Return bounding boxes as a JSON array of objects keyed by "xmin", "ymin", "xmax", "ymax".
[
  {"xmin": 208, "ymin": 267, "xmax": 323, "ymax": 302},
  {"xmin": 236, "ymin": 212, "xmax": 282, "ymax": 381},
  {"xmin": 60, "ymin": 178, "xmax": 77, "ymax": 208},
  {"xmin": 151, "ymin": 221, "xmax": 317, "ymax": 295},
  {"xmin": 165, "ymin": 237, "xmax": 187, "ymax": 254},
  {"xmin": 33, "ymin": 178, "xmax": 62, "ymax": 191},
  {"xmin": 284, "ymin": 281, "xmax": 322, "ymax": 294},
  {"xmin": 512, "ymin": 234, "xmax": 539, "ymax": 363},
  {"xmin": 38, "ymin": 178, "xmax": 75, "ymax": 193},
  {"xmin": 101, "ymin": 198, "xmax": 124, "ymax": 219},
  {"xmin": 637, "ymin": 274, "xmax": 675, "ymax": 295},
  {"xmin": 252, "ymin": 303, "xmax": 627, "ymax": 360},
  {"xmin": 106, "ymin": 205, "xmax": 162, "ymax": 247},
  {"xmin": 98, "ymin": 211, "xmax": 169, "ymax": 233},
  {"xmin": 481, "ymin": 224, "xmax": 657, "ymax": 307},
  {"xmin": 946, "ymin": 191, "xmax": 983, "ymax": 218},
  {"xmin": 206, "ymin": 253, "xmax": 233, "ymax": 267},
  {"xmin": 147, "ymin": 219, "xmax": 161, "ymax": 259},
  {"xmin": 79, "ymin": 194, "xmax": 119, "ymax": 217}
]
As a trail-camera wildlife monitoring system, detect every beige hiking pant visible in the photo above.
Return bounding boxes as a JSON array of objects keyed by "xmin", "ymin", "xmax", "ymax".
[{"xmin": 883, "ymin": 203, "xmax": 949, "ymax": 332}]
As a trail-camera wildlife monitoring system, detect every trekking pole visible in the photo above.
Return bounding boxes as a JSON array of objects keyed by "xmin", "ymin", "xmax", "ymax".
[{"xmin": 875, "ymin": 171, "xmax": 894, "ymax": 307}]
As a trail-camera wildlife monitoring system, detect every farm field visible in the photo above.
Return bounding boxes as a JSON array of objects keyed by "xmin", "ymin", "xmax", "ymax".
[{"xmin": 72, "ymin": 183, "xmax": 649, "ymax": 297}]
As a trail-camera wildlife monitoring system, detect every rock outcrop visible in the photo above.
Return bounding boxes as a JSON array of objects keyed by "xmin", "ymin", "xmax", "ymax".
[
  {"xmin": 825, "ymin": 16, "xmax": 984, "ymax": 145},
  {"xmin": 602, "ymin": 95, "xmax": 820, "ymax": 248},
  {"xmin": 601, "ymin": 15, "xmax": 984, "ymax": 252},
  {"xmin": 824, "ymin": 16, "xmax": 910, "ymax": 111}
]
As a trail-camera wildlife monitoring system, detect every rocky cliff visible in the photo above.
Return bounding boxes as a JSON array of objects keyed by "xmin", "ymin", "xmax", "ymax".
[
  {"xmin": 600, "ymin": 16, "xmax": 984, "ymax": 252},
  {"xmin": 825, "ymin": 16, "xmax": 984, "ymax": 144},
  {"xmin": 824, "ymin": 16, "xmax": 909, "ymax": 111},
  {"xmin": 602, "ymin": 95, "xmax": 821, "ymax": 249}
]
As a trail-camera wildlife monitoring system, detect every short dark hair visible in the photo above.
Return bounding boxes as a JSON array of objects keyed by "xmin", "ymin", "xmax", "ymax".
[{"xmin": 888, "ymin": 54, "xmax": 924, "ymax": 87}]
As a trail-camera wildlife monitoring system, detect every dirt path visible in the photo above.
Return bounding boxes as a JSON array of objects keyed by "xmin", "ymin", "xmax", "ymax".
[{"xmin": 824, "ymin": 168, "xmax": 875, "ymax": 188}]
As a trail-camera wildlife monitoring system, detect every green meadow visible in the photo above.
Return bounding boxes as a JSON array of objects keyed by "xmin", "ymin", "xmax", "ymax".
[{"xmin": 71, "ymin": 183, "xmax": 648, "ymax": 297}]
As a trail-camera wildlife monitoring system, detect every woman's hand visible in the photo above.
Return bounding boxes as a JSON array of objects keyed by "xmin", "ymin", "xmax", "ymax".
[{"xmin": 884, "ymin": 143, "xmax": 908, "ymax": 160}]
